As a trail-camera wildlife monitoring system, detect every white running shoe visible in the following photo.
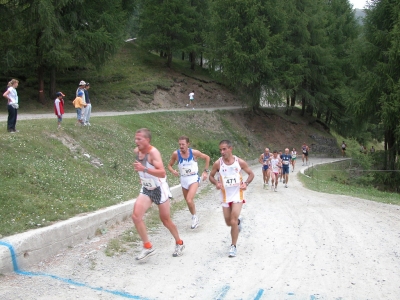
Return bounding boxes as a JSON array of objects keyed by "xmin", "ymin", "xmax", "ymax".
[
  {"xmin": 186, "ymin": 104, "xmax": 189, "ymax": 107},
  {"xmin": 136, "ymin": 247, "xmax": 156, "ymax": 261},
  {"xmin": 229, "ymin": 245, "xmax": 237, "ymax": 257},
  {"xmin": 173, "ymin": 243, "xmax": 185, "ymax": 257},
  {"xmin": 191, "ymin": 215, "xmax": 199, "ymax": 229},
  {"xmin": 285, "ymin": 184, "xmax": 288, "ymax": 188},
  {"xmin": 274, "ymin": 186, "xmax": 278, "ymax": 192}
]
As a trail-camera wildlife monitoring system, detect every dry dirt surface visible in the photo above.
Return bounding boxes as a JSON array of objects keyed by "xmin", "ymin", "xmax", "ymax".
[{"xmin": 1, "ymin": 158, "xmax": 400, "ymax": 300}]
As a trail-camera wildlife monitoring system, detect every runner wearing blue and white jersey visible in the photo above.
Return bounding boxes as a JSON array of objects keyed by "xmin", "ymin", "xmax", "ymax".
[
  {"xmin": 280, "ymin": 148, "xmax": 292, "ymax": 188},
  {"xmin": 168, "ymin": 136, "xmax": 210, "ymax": 229}
]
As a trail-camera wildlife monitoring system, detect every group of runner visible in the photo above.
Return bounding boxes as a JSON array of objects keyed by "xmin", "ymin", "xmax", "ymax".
[
  {"xmin": 258, "ymin": 142, "xmax": 310, "ymax": 191},
  {"xmin": 131, "ymin": 129, "xmax": 254, "ymax": 260}
]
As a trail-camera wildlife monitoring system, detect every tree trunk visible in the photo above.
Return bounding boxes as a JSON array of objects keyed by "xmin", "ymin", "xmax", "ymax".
[
  {"xmin": 285, "ymin": 94, "xmax": 292, "ymax": 116},
  {"xmin": 50, "ymin": 67, "xmax": 56, "ymax": 98},
  {"xmin": 306, "ymin": 104, "xmax": 313, "ymax": 116},
  {"xmin": 182, "ymin": 52, "xmax": 185, "ymax": 60},
  {"xmin": 200, "ymin": 52, "xmax": 203, "ymax": 67},
  {"xmin": 317, "ymin": 109, "xmax": 321, "ymax": 120},
  {"xmin": 37, "ymin": 65, "xmax": 45, "ymax": 104},
  {"xmin": 160, "ymin": 51, "xmax": 163, "ymax": 57},
  {"xmin": 290, "ymin": 91, "xmax": 296, "ymax": 107},
  {"xmin": 167, "ymin": 52, "xmax": 172, "ymax": 68},
  {"xmin": 301, "ymin": 96, "xmax": 306, "ymax": 116},
  {"xmin": 190, "ymin": 51, "xmax": 196, "ymax": 70}
]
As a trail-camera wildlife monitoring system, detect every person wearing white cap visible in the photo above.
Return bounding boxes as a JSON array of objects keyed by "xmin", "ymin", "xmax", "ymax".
[
  {"xmin": 83, "ymin": 82, "xmax": 92, "ymax": 126},
  {"xmin": 76, "ymin": 80, "xmax": 86, "ymax": 122}
]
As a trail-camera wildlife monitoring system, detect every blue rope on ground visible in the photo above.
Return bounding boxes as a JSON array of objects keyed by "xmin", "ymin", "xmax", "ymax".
[{"xmin": 0, "ymin": 240, "xmax": 150, "ymax": 299}]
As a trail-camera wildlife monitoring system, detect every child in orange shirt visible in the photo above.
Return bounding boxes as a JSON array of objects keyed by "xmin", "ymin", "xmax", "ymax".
[{"xmin": 72, "ymin": 91, "xmax": 87, "ymax": 125}]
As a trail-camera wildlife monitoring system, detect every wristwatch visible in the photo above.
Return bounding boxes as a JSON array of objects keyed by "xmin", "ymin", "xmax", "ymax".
[
  {"xmin": 144, "ymin": 167, "xmax": 148, "ymax": 173},
  {"xmin": 204, "ymin": 169, "xmax": 210, "ymax": 173}
]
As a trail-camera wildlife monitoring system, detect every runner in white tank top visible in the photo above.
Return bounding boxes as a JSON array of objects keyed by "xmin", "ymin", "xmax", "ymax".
[
  {"xmin": 168, "ymin": 136, "xmax": 210, "ymax": 229},
  {"xmin": 268, "ymin": 150, "xmax": 282, "ymax": 192},
  {"xmin": 209, "ymin": 140, "xmax": 254, "ymax": 258}
]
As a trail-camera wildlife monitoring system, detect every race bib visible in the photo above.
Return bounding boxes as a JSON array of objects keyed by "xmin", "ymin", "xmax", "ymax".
[
  {"xmin": 283, "ymin": 160, "xmax": 290, "ymax": 165},
  {"xmin": 303, "ymin": 149, "xmax": 307, "ymax": 153},
  {"xmin": 180, "ymin": 166, "xmax": 197, "ymax": 176},
  {"xmin": 292, "ymin": 154, "xmax": 296, "ymax": 158},
  {"xmin": 223, "ymin": 174, "xmax": 240, "ymax": 187},
  {"xmin": 141, "ymin": 177, "xmax": 157, "ymax": 190}
]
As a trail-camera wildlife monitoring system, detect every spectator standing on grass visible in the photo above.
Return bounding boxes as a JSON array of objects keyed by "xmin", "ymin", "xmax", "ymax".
[
  {"xmin": 132, "ymin": 128, "xmax": 185, "ymax": 260},
  {"xmin": 3, "ymin": 79, "xmax": 19, "ymax": 133},
  {"xmin": 168, "ymin": 136, "xmax": 210, "ymax": 229},
  {"xmin": 209, "ymin": 140, "xmax": 254, "ymax": 257},
  {"xmin": 54, "ymin": 92, "xmax": 65, "ymax": 129},
  {"xmin": 72, "ymin": 91, "xmax": 87, "ymax": 125},
  {"xmin": 76, "ymin": 80, "xmax": 86, "ymax": 122},
  {"xmin": 186, "ymin": 90, "xmax": 195, "ymax": 109},
  {"xmin": 83, "ymin": 83, "xmax": 92, "ymax": 126}
]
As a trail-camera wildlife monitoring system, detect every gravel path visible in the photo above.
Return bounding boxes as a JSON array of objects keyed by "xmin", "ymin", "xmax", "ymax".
[
  {"xmin": 1, "ymin": 157, "xmax": 399, "ymax": 299},
  {"xmin": 0, "ymin": 106, "xmax": 243, "ymax": 122}
]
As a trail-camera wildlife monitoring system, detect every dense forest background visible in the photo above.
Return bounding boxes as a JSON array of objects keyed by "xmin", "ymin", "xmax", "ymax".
[{"xmin": 0, "ymin": 0, "xmax": 399, "ymax": 179}]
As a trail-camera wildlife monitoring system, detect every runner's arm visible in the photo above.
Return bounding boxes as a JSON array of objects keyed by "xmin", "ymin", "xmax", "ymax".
[
  {"xmin": 167, "ymin": 151, "xmax": 179, "ymax": 177},
  {"xmin": 193, "ymin": 150, "xmax": 210, "ymax": 172},
  {"xmin": 238, "ymin": 158, "xmax": 254, "ymax": 187},
  {"xmin": 209, "ymin": 160, "xmax": 222, "ymax": 189}
]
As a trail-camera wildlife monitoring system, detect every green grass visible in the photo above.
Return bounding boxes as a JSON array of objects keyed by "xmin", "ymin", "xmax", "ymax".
[
  {"xmin": 7, "ymin": 43, "xmax": 220, "ymax": 114},
  {"xmin": 299, "ymin": 161, "xmax": 400, "ymax": 205},
  {"xmin": 0, "ymin": 110, "xmax": 257, "ymax": 237}
]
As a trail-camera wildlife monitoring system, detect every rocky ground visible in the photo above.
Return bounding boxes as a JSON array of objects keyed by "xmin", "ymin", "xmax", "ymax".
[{"xmin": 1, "ymin": 159, "xmax": 400, "ymax": 299}]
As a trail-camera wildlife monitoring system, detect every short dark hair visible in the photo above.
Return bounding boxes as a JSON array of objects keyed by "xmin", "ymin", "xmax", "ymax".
[
  {"xmin": 219, "ymin": 140, "xmax": 232, "ymax": 147},
  {"xmin": 178, "ymin": 136, "xmax": 190, "ymax": 143}
]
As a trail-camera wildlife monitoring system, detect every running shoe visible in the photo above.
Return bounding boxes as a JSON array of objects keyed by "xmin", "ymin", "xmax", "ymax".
[
  {"xmin": 191, "ymin": 215, "xmax": 199, "ymax": 229},
  {"xmin": 229, "ymin": 245, "xmax": 237, "ymax": 257},
  {"xmin": 285, "ymin": 184, "xmax": 288, "ymax": 188},
  {"xmin": 186, "ymin": 104, "xmax": 189, "ymax": 107},
  {"xmin": 274, "ymin": 186, "xmax": 278, "ymax": 192},
  {"xmin": 136, "ymin": 247, "xmax": 156, "ymax": 261},
  {"xmin": 173, "ymin": 243, "xmax": 185, "ymax": 257},
  {"xmin": 238, "ymin": 215, "xmax": 243, "ymax": 232},
  {"xmin": 283, "ymin": 179, "xmax": 286, "ymax": 184}
]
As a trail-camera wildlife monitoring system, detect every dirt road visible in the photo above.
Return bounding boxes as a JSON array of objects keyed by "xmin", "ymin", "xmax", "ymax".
[
  {"xmin": 1, "ymin": 158, "xmax": 400, "ymax": 299},
  {"xmin": 0, "ymin": 106, "xmax": 243, "ymax": 122}
]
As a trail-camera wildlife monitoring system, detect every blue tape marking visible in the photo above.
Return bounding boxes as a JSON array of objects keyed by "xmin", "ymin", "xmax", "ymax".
[
  {"xmin": 288, "ymin": 292, "xmax": 295, "ymax": 296},
  {"xmin": 215, "ymin": 285, "xmax": 230, "ymax": 300},
  {"xmin": 254, "ymin": 289, "xmax": 264, "ymax": 300},
  {"xmin": 0, "ymin": 240, "xmax": 20, "ymax": 272},
  {"xmin": 0, "ymin": 240, "xmax": 150, "ymax": 299},
  {"xmin": 310, "ymin": 295, "xmax": 317, "ymax": 300}
]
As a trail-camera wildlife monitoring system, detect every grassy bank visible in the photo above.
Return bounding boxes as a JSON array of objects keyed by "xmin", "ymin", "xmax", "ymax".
[
  {"xmin": 0, "ymin": 110, "xmax": 255, "ymax": 237},
  {"xmin": 299, "ymin": 160, "xmax": 400, "ymax": 205}
]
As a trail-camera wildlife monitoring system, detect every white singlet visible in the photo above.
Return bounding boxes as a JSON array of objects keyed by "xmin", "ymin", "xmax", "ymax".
[
  {"xmin": 219, "ymin": 156, "xmax": 244, "ymax": 205},
  {"xmin": 270, "ymin": 157, "xmax": 280, "ymax": 173}
]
